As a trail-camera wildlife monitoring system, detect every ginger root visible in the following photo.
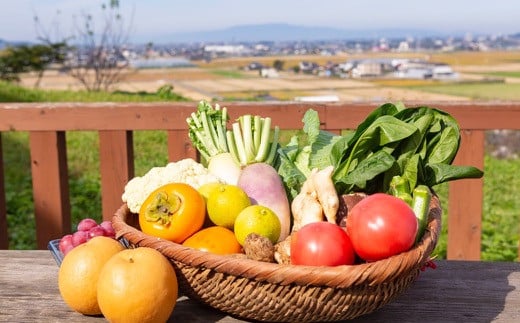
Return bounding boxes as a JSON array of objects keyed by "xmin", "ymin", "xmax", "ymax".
[
  {"xmin": 291, "ymin": 169, "xmax": 323, "ymax": 232},
  {"xmin": 312, "ymin": 165, "xmax": 339, "ymax": 224},
  {"xmin": 274, "ymin": 235, "xmax": 292, "ymax": 264},
  {"xmin": 290, "ymin": 166, "xmax": 339, "ymax": 232}
]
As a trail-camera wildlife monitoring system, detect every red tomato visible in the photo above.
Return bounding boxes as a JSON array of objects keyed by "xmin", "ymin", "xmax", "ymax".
[
  {"xmin": 346, "ymin": 193, "xmax": 418, "ymax": 262},
  {"xmin": 182, "ymin": 226, "xmax": 243, "ymax": 255},
  {"xmin": 139, "ymin": 183, "xmax": 206, "ymax": 243},
  {"xmin": 290, "ymin": 222, "xmax": 356, "ymax": 266}
]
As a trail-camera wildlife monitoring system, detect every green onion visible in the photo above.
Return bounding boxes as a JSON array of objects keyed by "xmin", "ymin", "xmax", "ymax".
[{"xmin": 186, "ymin": 100, "xmax": 280, "ymax": 167}]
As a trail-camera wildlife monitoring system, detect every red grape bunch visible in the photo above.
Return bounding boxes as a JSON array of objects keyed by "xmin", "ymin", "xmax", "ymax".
[{"xmin": 58, "ymin": 218, "xmax": 117, "ymax": 255}]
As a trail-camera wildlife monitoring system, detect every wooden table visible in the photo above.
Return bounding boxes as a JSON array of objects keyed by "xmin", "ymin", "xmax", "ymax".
[{"xmin": 1, "ymin": 250, "xmax": 519, "ymax": 322}]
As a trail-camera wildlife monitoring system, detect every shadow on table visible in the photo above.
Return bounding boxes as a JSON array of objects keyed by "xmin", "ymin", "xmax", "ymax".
[
  {"xmin": 166, "ymin": 261, "xmax": 519, "ymax": 323},
  {"xmin": 353, "ymin": 261, "xmax": 519, "ymax": 322},
  {"xmin": 168, "ymin": 296, "xmax": 245, "ymax": 323}
]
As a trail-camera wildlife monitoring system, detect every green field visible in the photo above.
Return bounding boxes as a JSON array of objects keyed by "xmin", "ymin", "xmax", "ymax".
[{"xmin": 408, "ymin": 82, "xmax": 520, "ymax": 100}]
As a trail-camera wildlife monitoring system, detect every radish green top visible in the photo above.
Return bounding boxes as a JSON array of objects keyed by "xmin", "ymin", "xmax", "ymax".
[{"xmin": 187, "ymin": 101, "xmax": 280, "ymax": 167}]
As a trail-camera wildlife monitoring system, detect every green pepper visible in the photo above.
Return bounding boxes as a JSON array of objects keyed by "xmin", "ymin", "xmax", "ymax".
[{"xmin": 411, "ymin": 185, "xmax": 432, "ymax": 243}]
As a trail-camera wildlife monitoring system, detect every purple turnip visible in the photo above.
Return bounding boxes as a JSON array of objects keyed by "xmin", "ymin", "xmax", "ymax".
[{"xmin": 238, "ymin": 163, "xmax": 291, "ymax": 242}]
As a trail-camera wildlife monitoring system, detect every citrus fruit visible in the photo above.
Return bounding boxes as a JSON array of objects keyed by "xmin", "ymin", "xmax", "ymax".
[
  {"xmin": 206, "ymin": 184, "xmax": 251, "ymax": 229},
  {"xmin": 234, "ymin": 205, "xmax": 281, "ymax": 246},
  {"xmin": 197, "ymin": 182, "xmax": 222, "ymax": 201},
  {"xmin": 182, "ymin": 226, "xmax": 243, "ymax": 255},
  {"xmin": 97, "ymin": 247, "xmax": 178, "ymax": 323},
  {"xmin": 58, "ymin": 236, "xmax": 124, "ymax": 315},
  {"xmin": 198, "ymin": 182, "xmax": 224, "ymax": 227}
]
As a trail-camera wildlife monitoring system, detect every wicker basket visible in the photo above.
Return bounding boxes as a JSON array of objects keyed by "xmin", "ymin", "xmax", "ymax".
[{"xmin": 112, "ymin": 195, "xmax": 441, "ymax": 322}]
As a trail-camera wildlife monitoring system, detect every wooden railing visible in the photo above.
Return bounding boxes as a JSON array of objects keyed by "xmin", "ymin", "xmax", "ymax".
[{"xmin": 1, "ymin": 101, "xmax": 519, "ymax": 260}]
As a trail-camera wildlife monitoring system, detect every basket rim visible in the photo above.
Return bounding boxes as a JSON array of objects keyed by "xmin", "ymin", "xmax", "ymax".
[{"xmin": 112, "ymin": 195, "xmax": 441, "ymax": 289}]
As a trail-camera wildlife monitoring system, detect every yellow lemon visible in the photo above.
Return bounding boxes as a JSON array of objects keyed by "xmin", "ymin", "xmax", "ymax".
[
  {"xmin": 234, "ymin": 205, "xmax": 281, "ymax": 246},
  {"xmin": 198, "ymin": 182, "xmax": 223, "ymax": 202},
  {"xmin": 206, "ymin": 184, "xmax": 251, "ymax": 229}
]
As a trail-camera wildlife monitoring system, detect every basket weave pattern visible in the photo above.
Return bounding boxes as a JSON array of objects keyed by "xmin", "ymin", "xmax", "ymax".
[{"xmin": 112, "ymin": 196, "xmax": 441, "ymax": 322}]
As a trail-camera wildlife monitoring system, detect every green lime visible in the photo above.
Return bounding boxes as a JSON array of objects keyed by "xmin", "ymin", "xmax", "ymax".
[
  {"xmin": 234, "ymin": 205, "xmax": 281, "ymax": 246},
  {"xmin": 206, "ymin": 184, "xmax": 251, "ymax": 229}
]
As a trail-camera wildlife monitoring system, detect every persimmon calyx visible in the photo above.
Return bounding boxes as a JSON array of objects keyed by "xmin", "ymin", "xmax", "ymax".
[{"xmin": 143, "ymin": 191, "xmax": 181, "ymax": 225}]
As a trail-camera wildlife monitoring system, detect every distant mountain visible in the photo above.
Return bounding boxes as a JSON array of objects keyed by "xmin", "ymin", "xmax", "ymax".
[
  {"xmin": 0, "ymin": 38, "xmax": 31, "ymax": 49},
  {"xmin": 157, "ymin": 23, "xmax": 454, "ymax": 43}
]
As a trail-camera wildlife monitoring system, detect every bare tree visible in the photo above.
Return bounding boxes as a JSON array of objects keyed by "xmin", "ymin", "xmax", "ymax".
[{"xmin": 35, "ymin": 0, "xmax": 134, "ymax": 91}]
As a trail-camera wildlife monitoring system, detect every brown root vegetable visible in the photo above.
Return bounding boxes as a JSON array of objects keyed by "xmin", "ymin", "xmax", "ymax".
[
  {"xmin": 243, "ymin": 233, "xmax": 275, "ymax": 263},
  {"xmin": 273, "ymin": 235, "xmax": 292, "ymax": 265},
  {"xmin": 291, "ymin": 193, "xmax": 323, "ymax": 232},
  {"xmin": 290, "ymin": 169, "xmax": 325, "ymax": 232},
  {"xmin": 312, "ymin": 166, "xmax": 339, "ymax": 224}
]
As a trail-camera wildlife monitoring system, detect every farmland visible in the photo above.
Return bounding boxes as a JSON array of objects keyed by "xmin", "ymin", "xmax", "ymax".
[{"xmin": 19, "ymin": 50, "xmax": 520, "ymax": 102}]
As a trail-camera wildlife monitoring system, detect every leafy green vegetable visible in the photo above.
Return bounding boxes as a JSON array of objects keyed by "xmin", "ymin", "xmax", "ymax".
[
  {"xmin": 276, "ymin": 109, "xmax": 340, "ymax": 198},
  {"xmin": 277, "ymin": 102, "xmax": 484, "ymax": 200}
]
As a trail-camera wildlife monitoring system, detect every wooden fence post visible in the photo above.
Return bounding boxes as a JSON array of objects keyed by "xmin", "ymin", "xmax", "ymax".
[
  {"xmin": 29, "ymin": 131, "xmax": 71, "ymax": 249},
  {"xmin": 167, "ymin": 130, "xmax": 198, "ymax": 162},
  {"xmin": 0, "ymin": 135, "xmax": 8, "ymax": 249},
  {"xmin": 447, "ymin": 130, "xmax": 485, "ymax": 260},
  {"xmin": 99, "ymin": 131, "xmax": 134, "ymax": 221}
]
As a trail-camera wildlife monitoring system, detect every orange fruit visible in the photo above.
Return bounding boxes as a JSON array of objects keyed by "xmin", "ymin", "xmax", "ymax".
[
  {"xmin": 182, "ymin": 226, "xmax": 243, "ymax": 255},
  {"xmin": 97, "ymin": 247, "xmax": 178, "ymax": 323},
  {"xmin": 58, "ymin": 236, "xmax": 124, "ymax": 315}
]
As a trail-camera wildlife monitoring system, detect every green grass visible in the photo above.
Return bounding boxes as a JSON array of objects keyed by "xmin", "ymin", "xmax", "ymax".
[
  {"xmin": 477, "ymin": 71, "xmax": 520, "ymax": 78},
  {"xmin": 210, "ymin": 69, "xmax": 247, "ymax": 78},
  {"xmin": 406, "ymin": 82, "xmax": 520, "ymax": 100},
  {"xmin": 0, "ymin": 80, "xmax": 188, "ymax": 102}
]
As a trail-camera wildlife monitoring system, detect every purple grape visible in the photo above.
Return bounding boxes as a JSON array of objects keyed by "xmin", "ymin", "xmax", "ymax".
[
  {"xmin": 99, "ymin": 220, "xmax": 116, "ymax": 238},
  {"xmin": 88, "ymin": 225, "xmax": 106, "ymax": 239},
  {"xmin": 77, "ymin": 218, "xmax": 98, "ymax": 232},
  {"xmin": 59, "ymin": 234, "xmax": 74, "ymax": 255},
  {"xmin": 71, "ymin": 230, "xmax": 89, "ymax": 247}
]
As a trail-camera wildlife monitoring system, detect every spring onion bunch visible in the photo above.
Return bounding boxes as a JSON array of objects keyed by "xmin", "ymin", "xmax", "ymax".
[{"xmin": 186, "ymin": 100, "xmax": 280, "ymax": 184}]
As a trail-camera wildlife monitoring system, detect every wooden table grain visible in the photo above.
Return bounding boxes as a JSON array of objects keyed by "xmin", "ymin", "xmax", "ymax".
[{"xmin": 1, "ymin": 250, "xmax": 519, "ymax": 322}]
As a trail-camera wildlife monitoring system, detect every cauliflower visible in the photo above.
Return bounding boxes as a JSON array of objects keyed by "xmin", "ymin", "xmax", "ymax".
[{"xmin": 122, "ymin": 158, "xmax": 221, "ymax": 213}]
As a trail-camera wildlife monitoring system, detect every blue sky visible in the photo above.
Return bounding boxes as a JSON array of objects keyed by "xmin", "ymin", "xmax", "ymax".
[{"xmin": 1, "ymin": 0, "xmax": 518, "ymax": 42}]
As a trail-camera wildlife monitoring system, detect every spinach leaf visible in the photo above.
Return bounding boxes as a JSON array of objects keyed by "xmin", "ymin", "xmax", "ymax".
[
  {"xmin": 334, "ymin": 115, "xmax": 417, "ymax": 184},
  {"xmin": 335, "ymin": 150, "xmax": 395, "ymax": 193},
  {"xmin": 424, "ymin": 163, "xmax": 484, "ymax": 187}
]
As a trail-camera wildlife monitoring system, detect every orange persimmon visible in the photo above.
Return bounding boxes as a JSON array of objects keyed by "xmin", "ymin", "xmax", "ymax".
[{"xmin": 139, "ymin": 182, "xmax": 206, "ymax": 243}]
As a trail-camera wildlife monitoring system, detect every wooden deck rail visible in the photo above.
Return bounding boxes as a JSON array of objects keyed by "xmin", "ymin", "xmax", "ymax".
[{"xmin": 1, "ymin": 101, "xmax": 519, "ymax": 260}]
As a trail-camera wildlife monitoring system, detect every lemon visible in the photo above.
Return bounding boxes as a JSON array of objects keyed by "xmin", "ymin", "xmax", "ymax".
[
  {"xmin": 206, "ymin": 184, "xmax": 251, "ymax": 229},
  {"xmin": 234, "ymin": 205, "xmax": 281, "ymax": 246},
  {"xmin": 198, "ymin": 182, "xmax": 222, "ymax": 202}
]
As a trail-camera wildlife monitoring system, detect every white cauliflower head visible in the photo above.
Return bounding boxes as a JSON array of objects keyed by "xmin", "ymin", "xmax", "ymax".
[{"xmin": 122, "ymin": 158, "xmax": 221, "ymax": 213}]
